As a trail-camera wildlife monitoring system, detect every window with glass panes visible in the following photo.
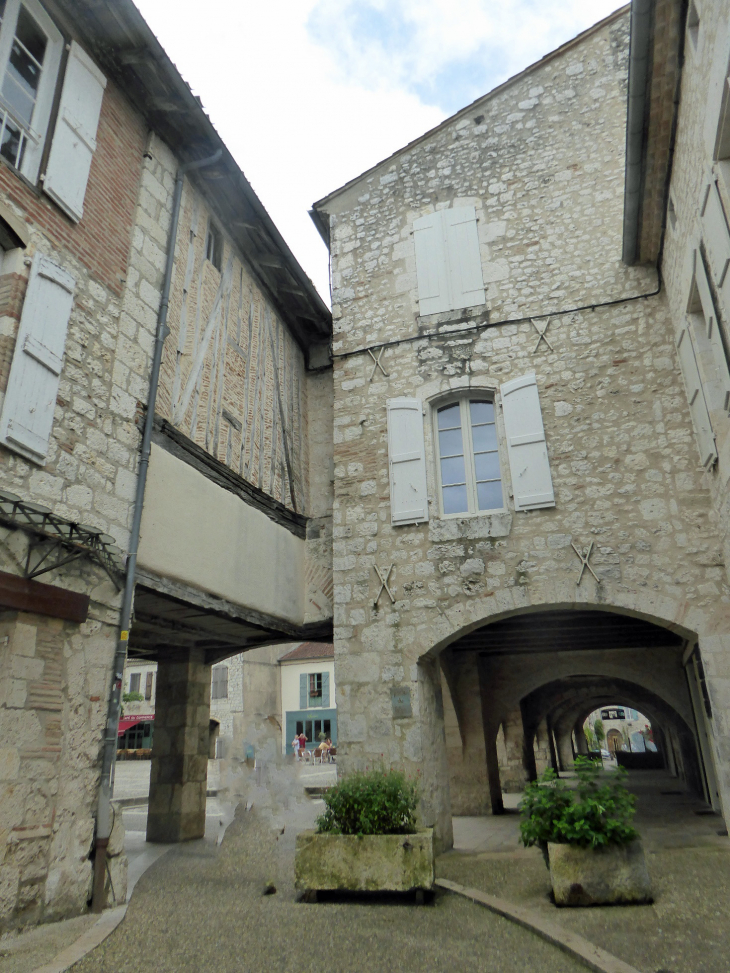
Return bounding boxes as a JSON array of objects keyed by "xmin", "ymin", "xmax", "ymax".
[
  {"xmin": 0, "ymin": 0, "xmax": 59, "ymax": 175},
  {"xmin": 436, "ymin": 399, "xmax": 503, "ymax": 515}
]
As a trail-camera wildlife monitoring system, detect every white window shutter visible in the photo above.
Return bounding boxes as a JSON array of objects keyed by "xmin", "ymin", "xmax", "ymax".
[
  {"xmin": 0, "ymin": 254, "xmax": 75, "ymax": 464},
  {"xmin": 413, "ymin": 212, "xmax": 450, "ymax": 315},
  {"xmin": 443, "ymin": 206, "xmax": 485, "ymax": 311},
  {"xmin": 387, "ymin": 398, "xmax": 429, "ymax": 525},
  {"xmin": 500, "ymin": 372, "xmax": 555, "ymax": 511},
  {"xmin": 43, "ymin": 42, "xmax": 106, "ymax": 222},
  {"xmin": 701, "ymin": 181, "xmax": 730, "ymax": 287},
  {"xmin": 693, "ymin": 251, "xmax": 730, "ymax": 412},
  {"xmin": 676, "ymin": 327, "xmax": 718, "ymax": 468}
]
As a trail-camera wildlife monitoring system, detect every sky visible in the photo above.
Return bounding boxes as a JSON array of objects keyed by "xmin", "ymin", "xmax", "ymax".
[{"xmin": 134, "ymin": 0, "xmax": 626, "ymax": 303}]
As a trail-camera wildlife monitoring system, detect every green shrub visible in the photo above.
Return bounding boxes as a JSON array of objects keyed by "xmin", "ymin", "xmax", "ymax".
[
  {"xmin": 520, "ymin": 756, "xmax": 638, "ymax": 852},
  {"xmin": 316, "ymin": 768, "xmax": 418, "ymax": 836},
  {"xmin": 122, "ymin": 691, "xmax": 144, "ymax": 703}
]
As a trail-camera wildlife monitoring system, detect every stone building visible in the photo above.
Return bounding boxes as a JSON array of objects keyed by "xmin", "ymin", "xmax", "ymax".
[
  {"xmin": 312, "ymin": 1, "xmax": 730, "ymax": 851},
  {"xmin": 0, "ymin": 0, "xmax": 333, "ymax": 931}
]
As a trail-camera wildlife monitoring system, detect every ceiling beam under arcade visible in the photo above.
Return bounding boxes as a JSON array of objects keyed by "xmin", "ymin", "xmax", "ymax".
[{"xmin": 449, "ymin": 610, "xmax": 685, "ymax": 656}]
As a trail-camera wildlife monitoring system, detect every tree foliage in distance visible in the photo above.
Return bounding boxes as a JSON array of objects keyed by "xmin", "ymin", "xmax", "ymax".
[
  {"xmin": 316, "ymin": 768, "xmax": 418, "ymax": 836},
  {"xmin": 520, "ymin": 756, "xmax": 639, "ymax": 852},
  {"xmin": 593, "ymin": 719, "xmax": 605, "ymax": 745}
]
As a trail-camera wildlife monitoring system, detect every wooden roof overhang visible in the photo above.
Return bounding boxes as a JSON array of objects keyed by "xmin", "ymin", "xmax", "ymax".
[{"xmin": 55, "ymin": 0, "xmax": 331, "ymax": 359}]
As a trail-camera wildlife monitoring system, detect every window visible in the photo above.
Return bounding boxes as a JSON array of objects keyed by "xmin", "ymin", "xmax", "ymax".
[
  {"xmin": 299, "ymin": 670, "xmax": 330, "ymax": 709},
  {"xmin": 0, "ymin": 0, "xmax": 62, "ymax": 182},
  {"xmin": 211, "ymin": 665, "xmax": 228, "ymax": 700},
  {"xmin": 128, "ymin": 672, "xmax": 140, "ymax": 694},
  {"xmin": 295, "ymin": 718, "xmax": 331, "ymax": 744},
  {"xmin": 413, "ymin": 206, "xmax": 485, "ymax": 315},
  {"xmin": 601, "ymin": 708, "xmax": 626, "ymax": 721},
  {"xmin": 435, "ymin": 399, "xmax": 503, "ymax": 515},
  {"xmin": 205, "ymin": 220, "xmax": 222, "ymax": 271},
  {"xmin": 686, "ymin": 248, "xmax": 730, "ymax": 416}
]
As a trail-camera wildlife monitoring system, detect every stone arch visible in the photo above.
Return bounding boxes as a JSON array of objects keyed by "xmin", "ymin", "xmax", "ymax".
[{"xmin": 428, "ymin": 590, "xmax": 730, "ymax": 833}]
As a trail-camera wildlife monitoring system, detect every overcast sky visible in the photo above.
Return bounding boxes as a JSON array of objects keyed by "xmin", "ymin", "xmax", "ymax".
[{"xmin": 134, "ymin": 0, "xmax": 626, "ymax": 303}]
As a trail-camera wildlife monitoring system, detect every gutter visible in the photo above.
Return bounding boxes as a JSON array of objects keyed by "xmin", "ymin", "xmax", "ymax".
[
  {"xmin": 622, "ymin": 0, "xmax": 655, "ymax": 266},
  {"xmin": 91, "ymin": 147, "xmax": 222, "ymax": 913}
]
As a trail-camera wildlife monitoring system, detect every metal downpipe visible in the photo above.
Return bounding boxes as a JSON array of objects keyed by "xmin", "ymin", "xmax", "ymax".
[
  {"xmin": 91, "ymin": 147, "xmax": 223, "ymax": 913},
  {"xmin": 622, "ymin": 0, "xmax": 654, "ymax": 266}
]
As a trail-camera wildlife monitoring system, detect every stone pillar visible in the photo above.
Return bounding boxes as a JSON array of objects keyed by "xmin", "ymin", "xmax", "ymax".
[
  {"xmin": 147, "ymin": 648, "xmax": 211, "ymax": 843},
  {"xmin": 573, "ymin": 720, "xmax": 589, "ymax": 755},
  {"xmin": 440, "ymin": 653, "xmax": 490, "ymax": 815},
  {"xmin": 546, "ymin": 718, "xmax": 560, "ymax": 773},
  {"xmin": 554, "ymin": 725, "xmax": 575, "ymax": 771}
]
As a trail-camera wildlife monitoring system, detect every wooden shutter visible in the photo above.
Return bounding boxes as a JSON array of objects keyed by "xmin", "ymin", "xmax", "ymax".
[
  {"xmin": 387, "ymin": 398, "xmax": 429, "ymax": 525},
  {"xmin": 321, "ymin": 671, "xmax": 330, "ymax": 708},
  {"xmin": 413, "ymin": 207, "xmax": 485, "ymax": 315},
  {"xmin": 701, "ymin": 181, "xmax": 730, "ymax": 287},
  {"xmin": 676, "ymin": 327, "xmax": 717, "ymax": 468},
  {"xmin": 693, "ymin": 251, "xmax": 730, "ymax": 413},
  {"xmin": 43, "ymin": 42, "xmax": 106, "ymax": 222},
  {"xmin": 300, "ymin": 673, "xmax": 307, "ymax": 709},
  {"xmin": 443, "ymin": 206, "xmax": 485, "ymax": 311},
  {"xmin": 500, "ymin": 373, "xmax": 555, "ymax": 511},
  {"xmin": 413, "ymin": 212, "xmax": 450, "ymax": 315},
  {"xmin": 0, "ymin": 254, "xmax": 75, "ymax": 463},
  {"xmin": 145, "ymin": 671, "xmax": 154, "ymax": 700}
]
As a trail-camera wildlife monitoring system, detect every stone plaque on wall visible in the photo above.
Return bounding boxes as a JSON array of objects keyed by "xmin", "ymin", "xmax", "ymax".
[{"xmin": 391, "ymin": 686, "xmax": 412, "ymax": 719}]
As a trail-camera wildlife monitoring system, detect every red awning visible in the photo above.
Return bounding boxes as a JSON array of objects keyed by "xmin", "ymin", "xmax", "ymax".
[{"xmin": 118, "ymin": 715, "xmax": 154, "ymax": 736}]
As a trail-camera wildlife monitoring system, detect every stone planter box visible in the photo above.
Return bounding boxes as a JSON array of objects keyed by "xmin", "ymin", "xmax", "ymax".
[
  {"xmin": 295, "ymin": 829, "xmax": 434, "ymax": 896},
  {"xmin": 548, "ymin": 840, "xmax": 652, "ymax": 906}
]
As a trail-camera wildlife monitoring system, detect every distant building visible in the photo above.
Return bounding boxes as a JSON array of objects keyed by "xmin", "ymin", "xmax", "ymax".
[{"xmin": 279, "ymin": 642, "xmax": 336, "ymax": 753}]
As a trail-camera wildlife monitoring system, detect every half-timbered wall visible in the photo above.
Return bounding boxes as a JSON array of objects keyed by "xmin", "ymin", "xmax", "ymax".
[{"xmin": 157, "ymin": 185, "xmax": 309, "ymax": 514}]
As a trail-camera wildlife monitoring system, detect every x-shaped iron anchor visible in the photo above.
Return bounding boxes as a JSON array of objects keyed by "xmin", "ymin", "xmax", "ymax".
[
  {"xmin": 531, "ymin": 317, "xmax": 554, "ymax": 354},
  {"xmin": 373, "ymin": 564, "xmax": 395, "ymax": 607},
  {"xmin": 571, "ymin": 541, "xmax": 600, "ymax": 585},
  {"xmin": 368, "ymin": 346, "xmax": 389, "ymax": 381}
]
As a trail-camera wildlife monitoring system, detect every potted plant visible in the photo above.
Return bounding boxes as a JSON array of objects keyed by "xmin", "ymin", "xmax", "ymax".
[
  {"xmin": 295, "ymin": 768, "xmax": 433, "ymax": 901},
  {"xmin": 519, "ymin": 756, "xmax": 652, "ymax": 906}
]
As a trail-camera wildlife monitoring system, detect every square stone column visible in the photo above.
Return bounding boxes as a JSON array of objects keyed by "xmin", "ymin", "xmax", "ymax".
[{"xmin": 147, "ymin": 648, "xmax": 211, "ymax": 843}]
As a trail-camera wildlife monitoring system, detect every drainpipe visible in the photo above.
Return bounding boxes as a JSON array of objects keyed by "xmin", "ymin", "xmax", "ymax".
[
  {"xmin": 91, "ymin": 147, "xmax": 223, "ymax": 913},
  {"xmin": 622, "ymin": 0, "xmax": 654, "ymax": 265}
]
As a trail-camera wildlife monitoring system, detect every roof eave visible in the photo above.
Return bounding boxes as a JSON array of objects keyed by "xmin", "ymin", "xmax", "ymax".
[{"xmin": 60, "ymin": 0, "xmax": 331, "ymax": 345}]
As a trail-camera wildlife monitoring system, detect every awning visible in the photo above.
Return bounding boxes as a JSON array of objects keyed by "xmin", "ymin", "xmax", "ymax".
[{"xmin": 118, "ymin": 715, "xmax": 154, "ymax": 736}]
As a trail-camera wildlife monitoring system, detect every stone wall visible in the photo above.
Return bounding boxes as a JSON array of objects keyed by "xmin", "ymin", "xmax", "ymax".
[
  {"xmin": 0, "ymin": 114, "xmax": 174, "ymax": 928},
  {"xmin": 316, "ymin": 9, "xmax": 730, "ymax": 840},
  {"xmin": 660, "ymin": 0, "xmax": 730, "ymax": 785}
]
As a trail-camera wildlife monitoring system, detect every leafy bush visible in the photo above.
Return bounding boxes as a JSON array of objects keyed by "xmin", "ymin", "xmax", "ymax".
[
  {"xmin": 122, "ymin": 691, "xmax": 144, "ymax": 703},
  {"xmin": 316, "ymin": 769, "xmax": 418, "ymax": 836},
  {"xmin": 520, "ymin": 756, "xmax": 638, "ymax": 852}
]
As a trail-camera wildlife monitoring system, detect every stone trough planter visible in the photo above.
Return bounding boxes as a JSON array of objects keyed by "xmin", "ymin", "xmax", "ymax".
[
  {"xmin": 548, "ymin": 840, "xmax": 652, "ymax": 906},
  {"xmin": 295, "ymin": 829, "xmax": 434, "ymax": 899}
]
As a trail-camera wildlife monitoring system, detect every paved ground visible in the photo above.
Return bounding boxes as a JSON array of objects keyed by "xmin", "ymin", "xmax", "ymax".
[
  {"xmin": 70, "ymin": 799, "xmax": 586, "ymax": 973},
  {"xmin": 442, "ymin": 770, "xmax": 730, "ymax": 973},
  {"xmin": 3, "ymin": 765, "xmax": 728, "ymax": 973}
]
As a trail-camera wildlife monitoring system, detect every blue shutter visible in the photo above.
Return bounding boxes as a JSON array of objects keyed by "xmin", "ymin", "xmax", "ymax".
[
  {"xmin": 321, "ymin": 672, "xmax": 330, "ymax": 708},
  {"xmin": 300, "ymin": 673, "xmax": 307, "ymax": 709}
]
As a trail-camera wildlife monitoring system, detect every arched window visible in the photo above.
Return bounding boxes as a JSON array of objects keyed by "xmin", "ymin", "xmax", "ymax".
[{"xmin": 434, "ymin": 397, "xmax": 504, "ymax": 516}]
